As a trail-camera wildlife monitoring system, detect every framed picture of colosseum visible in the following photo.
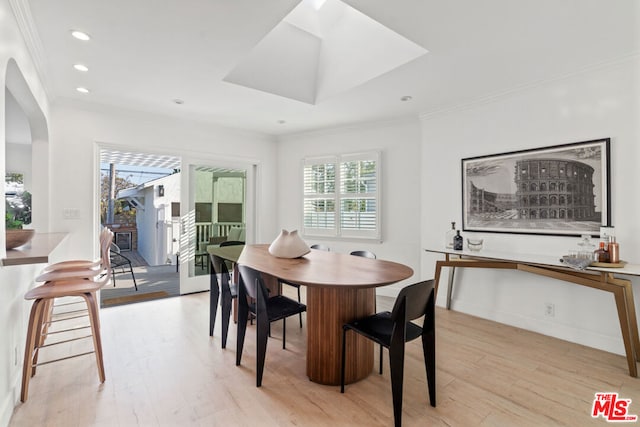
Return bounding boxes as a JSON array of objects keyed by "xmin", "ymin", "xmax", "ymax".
[{"xmin": 462, "ymin": 138, "xmax": 611, "ymax": 236}]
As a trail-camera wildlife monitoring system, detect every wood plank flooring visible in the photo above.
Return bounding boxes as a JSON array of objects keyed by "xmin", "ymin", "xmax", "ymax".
[{"xmin": 9, "ymin": 290, "xmax": 640, "ymax": 426}]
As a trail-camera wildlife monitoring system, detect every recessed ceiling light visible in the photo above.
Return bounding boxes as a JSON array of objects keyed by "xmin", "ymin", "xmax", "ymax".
[
  {"xmin": 71, "ymin": 30, "xmax": 91, "ymax": 41},
  {"xmin": 76, "ymin": 87, "xmax": 90, "ymax": 94},
  {"xmin": 73, "ymin": 64, "xmax": 89, "ymax": 72},
  {"xmin": 173, "ymin": 99, "xmax": 184, "ymax": 105},
  {"xmin": 400, "ymin": 95, "xmax": 413, "ymax": 102}
]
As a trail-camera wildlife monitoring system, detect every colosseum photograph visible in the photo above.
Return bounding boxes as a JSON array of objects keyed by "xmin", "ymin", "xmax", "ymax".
[{"xmin": 462, "ymin": 138, "xmax": 610, "ymax": 236}]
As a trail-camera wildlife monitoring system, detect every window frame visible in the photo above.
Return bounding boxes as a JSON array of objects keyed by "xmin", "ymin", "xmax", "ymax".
[{"xmin": 302, "ymin": 151, "xmax": 381, "ymax": 241}]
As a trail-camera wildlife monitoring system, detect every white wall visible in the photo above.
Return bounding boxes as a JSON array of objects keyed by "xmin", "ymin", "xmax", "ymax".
[
  {"xmin": 0, "ymin": 0, "xmax": 51, "ymax": 425},
  {"xmin": 48, "ymin": 100, "xmax": 279, "ymax": 261},
  {"xmin": 136, "ymin": 173, "xmax": 180, "ymax": 266},
  {"xmin": 421, "ymin": 56, "xmax": 640, "ymax": 355},
  {"xmin": 137, "ymin": 185, "xmax": 158, "ymax": 265},
  {"xmin": 276, "ymin": 117, "xmax": 422, "ymax": 296}
]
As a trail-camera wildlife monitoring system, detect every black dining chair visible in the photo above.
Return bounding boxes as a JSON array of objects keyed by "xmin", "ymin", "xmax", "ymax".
[
  {"xmin": 350, "ymin": 250, "xmax": 376, "ymax": 259},
  {"xmin": 310, "ymin": 243, "xmax": 331, "ymax": 251},
  {"xmin": 236, "ymin": 264, "xmax": 307, "ymax": 387},
  {"xmin": 220, "ymin": 240, "xmax": 245, "ymax": 247},
  {"xmin": 209, "ymin": 254, "xmax": 237, "ymax": 348},
  {"xmin": 351, "ymin": 250, "xmax": 378, "ymax": 311},
  {"xmin": 217, "ymin": 239, "xmax": 244, "ymax": 282},
  {"xmin": 340, "ymin": 279, "xmax": 436, "ymax": 427}
]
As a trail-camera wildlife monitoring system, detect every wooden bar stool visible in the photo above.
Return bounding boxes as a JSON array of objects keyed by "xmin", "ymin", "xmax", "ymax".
[{"xmin": 20, "ymin": 230, "xmax": 113, "ymax": 402}]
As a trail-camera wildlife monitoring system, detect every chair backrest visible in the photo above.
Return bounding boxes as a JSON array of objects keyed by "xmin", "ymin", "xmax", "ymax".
[
  {"xmin": 210, "ymin": 253, "xmax": 233, "ymax": 293},
  {"xmin": 228, "ymin": 227, "xmax": 246, "ymax": 242},
  {"xmin": 310, "ymin": 244, "xmax": 330, "ymax": 251},
  {"xmin": 98, "ymin": 229, "xmax": 115, "ymax": 286},
  {"xmin": 220, "ymin": 240, "xmax": 244, "ymax": 247},
  {"xmin": 210, "ymin": 254, "xmax": 230, "ymax": 281},
  {"xmin": 391, "ymin": 280, "xmax": 435, "ymax": 323},
  {"xmin": 350, "ymin": 250, "xmax": 376, "ymax": 259},
  {"xmin": 238, "ymin": 264, "xmax": 269, "ymax": 301}
]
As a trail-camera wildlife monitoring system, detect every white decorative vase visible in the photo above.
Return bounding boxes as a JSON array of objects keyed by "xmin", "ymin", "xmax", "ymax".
[{"xmin": 268, "ymin": 229, "xmax": 310, "ymax": 258}]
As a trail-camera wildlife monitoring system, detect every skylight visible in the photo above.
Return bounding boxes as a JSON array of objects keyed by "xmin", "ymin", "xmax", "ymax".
[{"xmin": 223, "ymin": 0, "xmax": 427, "ymax": 104}]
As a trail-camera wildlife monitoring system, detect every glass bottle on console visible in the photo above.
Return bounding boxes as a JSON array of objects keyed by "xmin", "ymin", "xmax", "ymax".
[
  {"xmin": 453, "ymin": 230, "xmax": 463, "ymax": 250},
  {"xmin": 593, "ymin": 241, "xmax": 610, "ymax": 263},
  {"xmin": 445, "ymin": 222, "xmax": 456, "ymax": 248},
  {"xmin": 608, "ymin": 236, "xmax": 620, "ymax": 263}
]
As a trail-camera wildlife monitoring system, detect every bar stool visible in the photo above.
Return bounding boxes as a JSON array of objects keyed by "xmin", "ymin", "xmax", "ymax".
[
  {"xmin": 20, "ymin": 229, "xmax": 113, "ymax": 402},
  {"xmin": 36, "ymin": 227, "xmax": 111, "ymax": 277}
]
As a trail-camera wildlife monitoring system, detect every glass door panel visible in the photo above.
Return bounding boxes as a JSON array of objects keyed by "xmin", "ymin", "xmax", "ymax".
[{"xmin": 179, "ymin": 161, "xmax": 248, "ymax": 294}]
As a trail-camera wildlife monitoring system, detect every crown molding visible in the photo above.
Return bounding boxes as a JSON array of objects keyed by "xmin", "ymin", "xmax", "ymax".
[
  {"xmin": 277, "ymin": 114, "xmax": 420, "ymax": 141},
  {"xmin": 8, "ymin": 0, "xmax": 53, "ymax": 101},
  {"xmin": 419, "ymin": 52, "xmax": 640, "ymax": 122}
]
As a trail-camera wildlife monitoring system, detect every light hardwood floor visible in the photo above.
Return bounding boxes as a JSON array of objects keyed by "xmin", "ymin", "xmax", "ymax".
[{"xmin": 9, "ymin": 290, "xmax": 640, "ymax": 426}]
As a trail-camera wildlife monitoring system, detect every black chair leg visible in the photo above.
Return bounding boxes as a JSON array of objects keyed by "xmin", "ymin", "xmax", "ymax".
[
  {"xmin": 236, "ymin": 298, "xmax": 248, "ymax": 367},
  {"xmin": 423, "ymin": 290, "xmax": 437, "ymax": 407},
  {"xmin": 422, "ymin": 330, "xmax": 436, "ymax": 407},
  {"xmin": 209, "ymin": 275, "xmax": 220, "ymax": 337},
  {"xmin": 255, "ymin": 291, "xmax": 269, "ymax": 387},
  {"xmin": 340, "ymin": 327, "xmax": 348, "ymax": 393},
  {"xmin": 221, "ymin": 295, "xmax": 232, "ymax": 349},
  {"xmin": 128, "ymin": 262, "xmax": 138, "ymax": 291},
  {"xmin": 389, "ymin": 344, "xmax": 406, "ymax": 427},
  {"xmin": 282, "ymin": 318, "xmax": 286, "ymax": 349},
  {"xmin": 379, "ymin": 344, "xmax": 383, "ymax": 375},
  {"xmin": 297, "ymin": 286, "xmax": 303, "ymax": 328}
]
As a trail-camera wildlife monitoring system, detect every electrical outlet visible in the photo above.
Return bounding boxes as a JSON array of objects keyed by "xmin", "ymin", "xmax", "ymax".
[{"xmin": 544, "ymin": 303, "xmax": 555, "ymax": 317}]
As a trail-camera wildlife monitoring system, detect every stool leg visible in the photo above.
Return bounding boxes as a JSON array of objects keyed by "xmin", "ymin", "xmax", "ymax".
[
  {"xmin": 29, "ymin": 298, "xmax": 49, "ymax": 378},
  {"xmin": 83, "ymin": 292, "xmax": 106, "ymax": 382},
  {"xmin": 36, "ymin": 298, "xmax": 54, "ymax": 349},
  {"xmin": 21, "ymin": 298, "xmax": 46, "ymax": 402}
]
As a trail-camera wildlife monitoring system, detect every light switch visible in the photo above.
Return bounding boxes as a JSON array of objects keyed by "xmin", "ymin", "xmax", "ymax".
[{"xmin": 63, "ymin": 208, "xmax": 80, "ymax": 219}]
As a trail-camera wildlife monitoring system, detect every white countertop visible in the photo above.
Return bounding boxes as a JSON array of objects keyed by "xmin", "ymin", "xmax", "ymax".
[{"xmin": 2, "ymin": 232, "xmax": 68, "ymax": 267}]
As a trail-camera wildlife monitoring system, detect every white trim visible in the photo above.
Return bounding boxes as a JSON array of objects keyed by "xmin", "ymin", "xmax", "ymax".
[{"xmin": 8, "ymin": 0, "xmax": 53, "ymax": 100}]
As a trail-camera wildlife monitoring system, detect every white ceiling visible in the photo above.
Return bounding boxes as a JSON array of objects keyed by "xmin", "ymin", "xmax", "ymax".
[{"xmin": 13, "ymin": 0, "xmax": 640, "ymax": 136}]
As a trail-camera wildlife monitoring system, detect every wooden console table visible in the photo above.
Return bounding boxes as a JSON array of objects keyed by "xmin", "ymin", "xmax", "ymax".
[{"xmin": 425, "ymin": 247, "xmax": 640, "ymax": 377}]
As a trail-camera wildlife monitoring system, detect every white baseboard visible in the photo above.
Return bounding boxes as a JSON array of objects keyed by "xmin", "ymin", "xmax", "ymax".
[{"xmin": 446, "ymin": 298, "xmax": 625, "ymax": 356}]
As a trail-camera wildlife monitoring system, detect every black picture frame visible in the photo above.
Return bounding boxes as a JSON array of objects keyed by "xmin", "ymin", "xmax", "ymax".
[{"xmin": 462, "ymin": 138, "xmax": 611, "ymax": 237}]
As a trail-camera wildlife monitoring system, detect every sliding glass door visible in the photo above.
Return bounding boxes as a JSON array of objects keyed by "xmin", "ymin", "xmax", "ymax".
[{"xmin": 179, "ymin": 159, "xmax": 252, "ymax": 294}]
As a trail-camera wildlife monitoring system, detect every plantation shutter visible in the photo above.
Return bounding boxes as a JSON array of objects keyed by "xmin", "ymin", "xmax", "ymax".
[
  {"xmin": 302, "ymin": 151, "xmax": 381, "ymax": 240},
  {"xmin": 302, "ymin": 156, "xmax": 337, "ymax": 237}
]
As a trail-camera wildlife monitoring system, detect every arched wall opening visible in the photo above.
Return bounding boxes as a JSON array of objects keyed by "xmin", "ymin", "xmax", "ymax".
[{"xmin": 4, "ymin": 58, "xmax": 50, "ymax": 252}]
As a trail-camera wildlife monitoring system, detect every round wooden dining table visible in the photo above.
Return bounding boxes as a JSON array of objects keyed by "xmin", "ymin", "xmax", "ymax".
[{"xmin": 237, "ymin": 244, "xmax": 413, "ymax": 385}]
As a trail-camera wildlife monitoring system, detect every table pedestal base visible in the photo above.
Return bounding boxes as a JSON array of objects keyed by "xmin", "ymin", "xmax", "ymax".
[{"xmin": 306, "ymin": 287, "xmax": 375, "ymax": 385}]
